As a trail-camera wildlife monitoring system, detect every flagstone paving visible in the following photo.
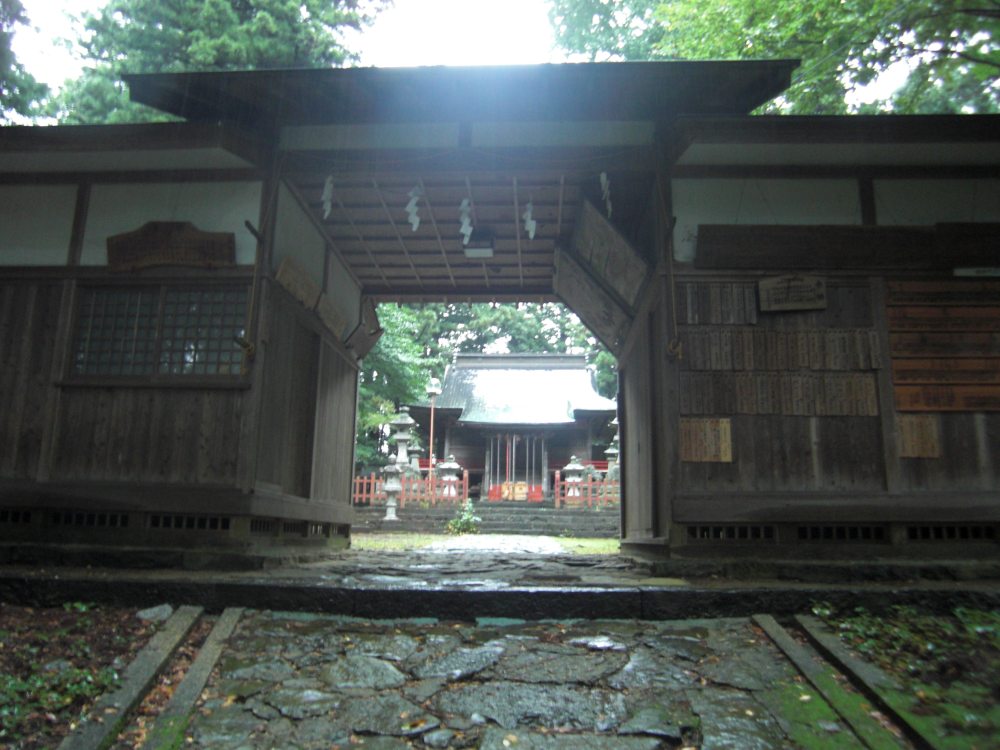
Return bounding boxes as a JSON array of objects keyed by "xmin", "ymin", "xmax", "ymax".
[{"xmin": 185, "ymin": 611, "xmax": 870, "ymax": 749}]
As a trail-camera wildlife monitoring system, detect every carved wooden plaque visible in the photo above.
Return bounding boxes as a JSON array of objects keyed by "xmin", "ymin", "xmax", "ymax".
[
  {"xmin": 275, "ymin": 257, "xmax": 322, "ymax": 309},
  {"xmin": 758, "ymin": 275, "xmax": 827, "ymax": 312},
  {"xmin": 107, "ymin": 221, "xmax": 236, "ymax": 271},
  {"xmin": 679, "ymin": 418, "xmax": 732, "ymax": 462}
]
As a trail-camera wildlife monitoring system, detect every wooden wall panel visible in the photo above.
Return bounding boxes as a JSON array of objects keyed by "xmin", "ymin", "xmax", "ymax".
[
  {"xmin": 0, "ymin": 281, "xmax": 62, "ymax": 479},
  {"xmin": 311, "ymin": 340, "xmax": 358, "ymax": 505},
  {"xmin": 255, "ymin": 295, "xmax": 319, "ymax": 497},
  {"xmin": 49, "ymin": 387, "xmax": 242, "ymax": 484},
  {"xmin": 898, "ymin": 413, "xmax": 995, "ymax": 491},
  {"xmin": 888, "ymin": 279, "xmax": 1000, "ymax": 412},
  {"xmin": 681, "ymin": 328, "xmax": 879, "ymax": 371},
  {"xmin": 677, "ymin": 415, "xmax": 883, "ymax": 493},
  {"xmin": 619, "ymin": 313, "xmax": 654, "ymax": 539},
  {"xmin": 679, "ymin": 372, "xmax": 878, "ymax": 416},
  {"xmin": 676, "ymin": 281, "xmax": 873, "ymax": 329},
  {"xmin": 672, "ymin": 277, "xmax": 885, "ymax": 495}
]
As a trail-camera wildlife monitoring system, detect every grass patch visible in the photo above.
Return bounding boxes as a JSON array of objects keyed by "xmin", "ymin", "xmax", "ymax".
[
  {"xmin": 351, "ymin": 533, "xmax": 452, "ymax": 551},
  {"xmin": 351, "ymin": 532, "xmax": 619, "ymax": 555},
  {"xmin": 552, "ymin": 537, "xmax": 620, "ymax": 555}
]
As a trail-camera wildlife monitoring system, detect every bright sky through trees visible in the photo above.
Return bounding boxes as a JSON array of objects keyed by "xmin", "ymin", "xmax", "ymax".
[{"xmin": 15, "ymin": 0, "xmax": 567, "ymax": 91}]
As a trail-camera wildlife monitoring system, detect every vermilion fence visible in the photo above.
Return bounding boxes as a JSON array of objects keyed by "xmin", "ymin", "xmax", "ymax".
[
  {"xmin": 553, "ymin": 470, "xmax": 621, "ymax": 509},
  {"xmin": 352, "ymin": 471, "xmax": 469, "ymax": 507}
]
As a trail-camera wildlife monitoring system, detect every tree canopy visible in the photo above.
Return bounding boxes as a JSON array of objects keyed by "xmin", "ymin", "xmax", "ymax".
[
  {"xmin": 50, "ymin": 0, "xmax": 386, "ymax": 124},
  {"xmin": 549, "ymin": 0, "xmax": 1000, "ymax": 113},
  {"xmin": 1, "ymin": 0, "xmax": 47, "ymax": 121}
]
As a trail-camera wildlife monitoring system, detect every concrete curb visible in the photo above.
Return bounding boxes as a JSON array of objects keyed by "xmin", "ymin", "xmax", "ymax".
[
  {"xmin": 4, "ymin": 574, "xmax": 998, "ymax": 621},
  {"xmin": 58, "ymin": 605, "xmax": 202, "ymax": 750}
]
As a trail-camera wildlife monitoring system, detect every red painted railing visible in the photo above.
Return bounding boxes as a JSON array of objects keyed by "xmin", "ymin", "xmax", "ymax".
[
  {"xmin": 553, "ymin": 470, "xmax": 621, "ymax": 509},
  {"xmin": 352, "ymin": 471, "xmax": 469, "ymax": 507}
]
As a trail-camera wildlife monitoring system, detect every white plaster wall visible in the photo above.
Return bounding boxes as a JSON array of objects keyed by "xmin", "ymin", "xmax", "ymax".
[
  {"xmin": 273, "ymin": 184, "xmax": 326, "ymax": 282},
  {"xmin": 81, "ymin": 182, "xmax": 262, "ymax": 265},
  {"xmin": 671, "ymin": 179, "xmax": 861, "ymax": 262},
  {"xmin": 327, "ymin": 252, "xmax": 361, "ymax": 337},
  {"xmin": 0, "ymin": 185, "xmax": 78, "ymax": 265},
  {"xmin": 274, "ymin": 185, "xmax": 360, "ymax": 337},
  {"xmin": 874, "ymin": 179, "xmax": 1000, "ymax": 225}
]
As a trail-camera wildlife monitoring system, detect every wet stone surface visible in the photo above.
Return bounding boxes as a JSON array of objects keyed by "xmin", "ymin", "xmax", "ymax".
[{"xmin": 186, "ymin": 611, "xmax": 864, "ymax": 748}]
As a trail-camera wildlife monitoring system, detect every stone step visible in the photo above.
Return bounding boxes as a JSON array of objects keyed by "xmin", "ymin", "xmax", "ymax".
[{"xmin": 352, "ymin": 500, "xmax": 621, "ymax": 537}]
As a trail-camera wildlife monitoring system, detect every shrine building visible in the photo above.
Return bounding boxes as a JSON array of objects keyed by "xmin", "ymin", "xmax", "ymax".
[{"xmin": 1, "ymin": 61, "xmax": 998, "ymax": 562}]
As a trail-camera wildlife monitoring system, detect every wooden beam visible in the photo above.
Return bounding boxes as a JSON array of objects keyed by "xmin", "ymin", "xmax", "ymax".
[
  {"xmin": 671, "ymin": 164, "xmax": 1000, "ymax": 180},
  {"xmin": 695, "ymin": 224, "xmax": 1000, "ymax": 271},
  {"xmin": 67, "ymin": 182, "xmax": 90, "ymax": 267}
]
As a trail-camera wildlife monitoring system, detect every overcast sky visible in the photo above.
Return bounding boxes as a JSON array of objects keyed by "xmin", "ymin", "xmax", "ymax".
[{"xmin": 15, "ymin": 0, "xmax": 568, "ymax": 91}]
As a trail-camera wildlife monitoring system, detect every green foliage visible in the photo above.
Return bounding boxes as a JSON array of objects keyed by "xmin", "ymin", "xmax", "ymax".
[
  {"xmin": 356, "ymin": 304, "xmax": 435, "ymax": 469},
  {"xmin": 824, "ymin": 605, "xmax": 1000, "ymax": 685},
  {"xmin": 549, "ymin": 0, "xmax": 1000, "ymax": 113},
  {"xmin": 445, "ymin": 500, "xmax": 481, "ymax": 535},
  {"xmin": 48, "ymin": 0, "xmax": 387, "ymax": 123},
  {"xmin": 0, "ymin": 0, "xmax": 48, "ymax": 121},
  {"xmin": 0, "ymin": 666, "xmax": 119, "ymax": 740}
]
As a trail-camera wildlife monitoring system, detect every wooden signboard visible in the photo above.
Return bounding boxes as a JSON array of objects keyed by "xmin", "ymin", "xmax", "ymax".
[
  {"xmin": 275, "ymin": 257, "xmax": 322, "ymax": 309},
  {"xmin": 887, "ymin": 278, "xmax": 1000, "ymax": 412},
  {"xmin": 897, "ymin": 415, "xmax": 941, "ymax": 458},
  {"xmin": 553, "ymin": 248, "xmax": 631, "ymax": 355},
  {"xmin": 571, "ymin": 198, "xmax": 648, "ymax": 310},
  {"xmin": 315, "ymin": 293, "xmax": 348, "ymax": 339},
  {"xmin": 679, "ymin": 418, "xmax": 732, "ymax": 462},
  {"xmin": 758, "ymin": 275, "xmax": 827, "ymax": 312},
  {"xmin": 107, "ymin": 221, "xmax": 235, "ymax": 271}
]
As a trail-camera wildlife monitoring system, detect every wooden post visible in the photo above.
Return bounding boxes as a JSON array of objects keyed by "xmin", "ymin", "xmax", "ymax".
[{"xmin": 870, "ymin": 277, "xmax": 902, "ymax": 494}]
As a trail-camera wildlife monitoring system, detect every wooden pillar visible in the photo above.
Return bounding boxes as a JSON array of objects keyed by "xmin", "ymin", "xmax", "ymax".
[
  {"xmin": 541, "ymin": 437, "xmax": 549, "ymax": 495},
  {"xmin": 870, "ymin": 276, "xmax": 902, "ymax": 494}
]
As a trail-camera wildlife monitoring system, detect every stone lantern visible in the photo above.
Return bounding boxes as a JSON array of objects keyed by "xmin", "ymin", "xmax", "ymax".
[
  {"xmin": 605, "ymin": 433, "xmax": 620, "ymax": 482},
  {"xmin": 562, "ymin": 455, "xmax": 585, "ymax": 497},
  {"xmin": 437, "ymin": 454, "xmax": 463, "ymax": 500},
  {"xmin": 382, "ymin": 457, "xmax": 402, "ymax": 521},
  {"xmin": 606, "ymin": 417, "xmax": 620, "ymax": 481},
  {"xmin": 408, "ymin": 445, "xmax": 424, "ymax": 477},
  {"xmin": 389, "ymin": 406, "xmax": 416, "ymax": 471}
]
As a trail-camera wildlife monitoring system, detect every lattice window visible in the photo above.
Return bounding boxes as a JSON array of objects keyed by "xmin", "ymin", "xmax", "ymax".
[
  {"xmin": 73, "ymin": 288, "xmax": 158, "ymax": 375},
  {"xmin": 159, "ymin": 288, "xmax": 247, "ymax": 376},
  {"xmin": 73, "ymin": 285, "xmax": 247, "ymax": 377}
]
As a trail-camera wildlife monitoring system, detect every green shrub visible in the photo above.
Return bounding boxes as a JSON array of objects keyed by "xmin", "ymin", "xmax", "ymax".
[{"xmin": 445, "ymin": 500, "xmax": 481, "ymax": 535}]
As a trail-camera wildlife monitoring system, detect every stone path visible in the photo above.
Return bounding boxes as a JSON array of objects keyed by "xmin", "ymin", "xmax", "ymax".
[{"xmin": 182, "ymin": 610, "xmax": 885, "ymax": 749}]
